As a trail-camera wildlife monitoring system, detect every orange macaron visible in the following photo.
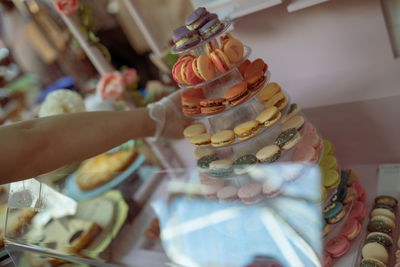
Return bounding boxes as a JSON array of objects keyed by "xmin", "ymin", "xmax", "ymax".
[
  {"xmin": 222, "ymin": 38, "xmax": 244, "ymax": 64},
  {"xmin": 205, "ymin": 40, "xmax": 219, "ymax": 57},
  {"xmin": 184, "ymin": 58, "xmax": 203, "ymax": 85},
  {"xmin": 192, "ymin": 54, "xmax": 216, "ymax": 81},
  {"xmin": 172, "ymin": 55, "xmax": 195, "ymax": 84},
  {"xmin": 209, "ymin": 49, "xmax": 231, "ymax": 73}
]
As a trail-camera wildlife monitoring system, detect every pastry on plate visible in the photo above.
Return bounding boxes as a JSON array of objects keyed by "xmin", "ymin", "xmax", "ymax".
[
  {"xmin": 41, "ymin": 218, "xmax": 102, "ymax": 253},
  {"xmin": 0, "ymin": 205, "xmax": 36, "ymax": 246},
  {"xmin": 75, "ymin": 148, "xmax": 137, "ymax": 191}
]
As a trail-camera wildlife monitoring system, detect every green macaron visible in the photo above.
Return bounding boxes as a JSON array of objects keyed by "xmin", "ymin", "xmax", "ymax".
[
  {"xmin": 197, "ymin": 154, "xmax": 218, "ymax": 170},
  {"xmin": 209, "ymin": 160, "xmax": 233, "ymax": 177},
  {"xmin": 233, "ymin": 154, "xmax": 257, "ymax": 175},
  {"xmin": 367, "ymin": 220, "xmax": 392, "ymax": 235},
  {"xmin": 366, "ymin": 232, "xmax": 393, "ymax": 249}
]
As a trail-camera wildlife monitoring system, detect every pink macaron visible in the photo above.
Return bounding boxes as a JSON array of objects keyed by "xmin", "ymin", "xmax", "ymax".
[
  {"xmin": 325, "ymin": 235, "xmax": 350, "ymax": 258},
  {"xmin": 348, "ymin": 201, "xmax": 366, "ymax": 221},
  {"xmin": 340, "ymin": 218, "xmax": 361, "ymax": 241},
  {"xmin": 217, "ymin": 186, "xmax": 238, "ymax": 203},
  {"xmin": 353, "ymin": 181, "xmax": 366, "ymax": 202},
  {"xmin": 292, "ymin": 143, "xmax": 318, "ymax": 163},
  {"xmin": 300, "ymin": 122, "xmax": 316, "ymax": 135},
  {"xmin": 323, "ymin": 251, "xmax": 332, "ymax": 267},
  {"xmin": 238, "ymin": 183, "xmax": 263, "ymax": 205},
  {"xmin": 300, "ymin": 131, "xmax": 322, "ymax": 151},
  {"xmin": 198, "ymin": 173, "xmax": 225, "ymax": 199},
  {"xmin": 262, "ymin": 177, "xmax": 284, "ymax": 198}
]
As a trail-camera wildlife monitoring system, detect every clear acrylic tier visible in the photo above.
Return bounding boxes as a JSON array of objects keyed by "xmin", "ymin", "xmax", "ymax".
[{"xmin": 178, "ymin": 45, "xmax": 252, "ymax": 91}]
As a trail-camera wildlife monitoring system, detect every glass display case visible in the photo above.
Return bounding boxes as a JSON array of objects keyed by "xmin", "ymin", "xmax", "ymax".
[{"xmin": 3, "ymin": 163, "xmax": 323, "ymax": 267}]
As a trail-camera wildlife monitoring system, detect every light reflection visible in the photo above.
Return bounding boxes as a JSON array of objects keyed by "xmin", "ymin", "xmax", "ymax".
[
  {"xmin": 162, "ymin": 206, "xmax": 243, "ymax": 240},
  {"xmin": 273, "ymin": 212, "xmax": 321, "ymax": 267},
  {"xmin": 260, "ymin": 208, "xmax": 304, "ymax": 267}
]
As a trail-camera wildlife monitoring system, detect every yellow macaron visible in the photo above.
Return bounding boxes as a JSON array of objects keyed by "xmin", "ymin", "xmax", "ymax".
[
  {"xmin": 322, "ymin": 169, "xmax": 340, "ymax": 189},
  {"xmin": 265, "ymin": 91, "xmax": 288, "ymax": 111},
  {"xmin": 320, "ymin": 155, "xmax": 338, "ymax": 170},
  {"xmin": 282, "ymin": 115, "xmax": 305, "ymax": 132},
  {"xmin": 190, "ymin": 133, "xmax": 212, "ymax": 147},
  {"xmin": 211, "ymin": 130, "xmax": 235, "ymax": 147},
  {"xmin": 256, "ymin": 107, "xmax": 281, "ymax": 128},
  {"xmin": 258, "ymin": 82, "xmax": 281, "ymax": 102},
  {"xmin": 234, "ymin": 120, "xmax": 261, "ymax": 141},
  {"xmin": 183, "ymin": 124, "xmax": 206, "ymax": 139},
  {"xmin": 323, "ymin": 140, "xmax": 335, "ymax": 156}
]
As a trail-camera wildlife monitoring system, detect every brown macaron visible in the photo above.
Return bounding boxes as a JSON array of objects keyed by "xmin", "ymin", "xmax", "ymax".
[
  {"xmin": 182, "ymin": 97, "xmax": 202, "ymax": 115},
  {"xmin": 245, "ymin": 70, "xmax": 266, "ymax": 92},
  {"xmin": 200, "ymin": 98, "xmax": 226, "ymax": 115},
  {"xmin": 243, "ymin": 58, "xmax": 268, "ymax": 79},
  {"xmin": 237, "ymin": 59, "xmax": 251, "ymax": 77},
  {"xmin": 224, "ymin": 81, "xmax": 250, "ymax": 107}
]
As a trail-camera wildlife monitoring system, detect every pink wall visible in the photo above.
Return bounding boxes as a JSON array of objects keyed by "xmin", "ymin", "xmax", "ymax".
[
  {"xmin": 230, "ymin": 0, "xmax": 400, "ymax": 108},
  {"xmin": 304, "ymin": 95, "xmax": 400, "ymax": 165}
]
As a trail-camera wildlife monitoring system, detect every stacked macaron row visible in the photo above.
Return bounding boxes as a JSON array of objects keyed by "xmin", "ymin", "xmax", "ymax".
[
  {"xmin": 173, "ymin": 7, "xmax": 224, "ymax": 51},
  {"xmin": 323, "ymin": 169, "xmax": 364, "ymax": 236},
  {"xmin": 183, "ymin": 100, "xmax": 286, "ymax": 148},
  {"xmin": 358, "ymin": 196, "xmax": 399, "ymax": 267},
  {"xmin": 290, "ymin": 118, "xmax": 323, "ymax": 164},
  {"xmin": 198, "ymin": 177, "xmax": 264, "ymax": 205},
  {"xmin": 323, "ymin": 169, "xmax": 367, "ymax": 266},
  {"xmin": 189, "ymin": 128, "xmax": 303, "ymax": 178},
  {"xmin": 173, "ymin": 33, "xmax": 246, "ymax": 86},
  {"xmin": 199, "ymin": 172, "xmax": 292, "ymax": 204},
  {"xmin": 393, "ymin": 221, "xmax": 400, "ymax": 266},
  {"xmin": 319, "ymin": 141, "xmax": 341, "ymax": 191}
]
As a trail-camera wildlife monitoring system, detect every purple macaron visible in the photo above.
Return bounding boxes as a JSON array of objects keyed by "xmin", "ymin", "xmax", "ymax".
[
  {"xmin": 199, "ymin": 18, "xmax": 224, "ymax": 41},
  {"xmin": 172, "ymin": 26, "xmax": 201, "ymax": 50},
  {"xmin": 185, "ymin": 7, "xmax": 210, "ymax": 31}
]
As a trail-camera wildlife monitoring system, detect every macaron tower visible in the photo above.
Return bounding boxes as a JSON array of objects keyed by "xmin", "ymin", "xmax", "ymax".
[
  {"xmin": 173, "ymin": 9, "xmax": 365, "ymax": 265},
  {"xmin": 177, "ymin": 8, "xmax": 327, "ymax": 186}
]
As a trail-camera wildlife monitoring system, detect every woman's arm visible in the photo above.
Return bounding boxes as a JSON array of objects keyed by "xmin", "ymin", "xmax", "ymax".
[{"xmin": 0, "ymin": 108, "xmax": 155, "ymax": 183}]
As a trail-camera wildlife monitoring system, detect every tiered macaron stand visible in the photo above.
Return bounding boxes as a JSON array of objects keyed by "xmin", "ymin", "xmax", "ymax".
[
  {"xmin": 173, "ymin": 20, "xmax": 363, "ymax": 266},
  {"xmin": 173, "ymin": 20, "xmax": 320, "ymax": 188}
]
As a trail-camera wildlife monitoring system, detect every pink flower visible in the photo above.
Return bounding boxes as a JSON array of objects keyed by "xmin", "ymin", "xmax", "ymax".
[
  {"xmin": 96, "ymin": 72, "xmax": 125, "ymax": 101},
  {"xmin": 122, "ymin": 68, "xmax": 138, "ymax": 86},
  {"xmin": 54, "ymin": 0, "xmax": 79, "ymax": 16}
]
